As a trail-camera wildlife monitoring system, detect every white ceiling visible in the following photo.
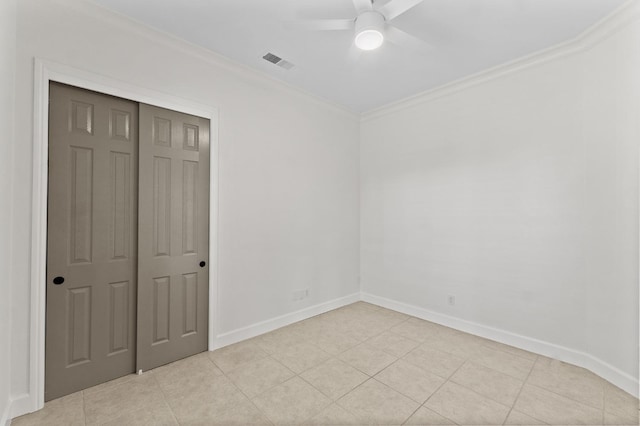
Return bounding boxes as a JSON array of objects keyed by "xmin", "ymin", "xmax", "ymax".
[{"xmin": 91, "ymin": 0, "xmax": 625, "ymax": 113}]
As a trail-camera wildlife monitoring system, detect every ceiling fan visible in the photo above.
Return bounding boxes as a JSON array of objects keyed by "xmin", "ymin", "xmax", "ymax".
[{"xmin": 288, "ymin": 0, "xmax": 430, "ymax": 53}]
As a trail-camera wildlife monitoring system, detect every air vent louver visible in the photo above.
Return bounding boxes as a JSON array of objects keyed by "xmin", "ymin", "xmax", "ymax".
[
  {"xmin": 262, "ymin": 52, "xmax": 282, "ymax": 64},
  {"xmin": 262, "ymin": 52, "xmax": 295, "ymax": 70}
]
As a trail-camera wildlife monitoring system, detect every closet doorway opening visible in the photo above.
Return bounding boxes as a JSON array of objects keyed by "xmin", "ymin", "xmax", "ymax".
[{"xmin": 45, "ymin": 81, "xmax": 212, "ymax": 401}]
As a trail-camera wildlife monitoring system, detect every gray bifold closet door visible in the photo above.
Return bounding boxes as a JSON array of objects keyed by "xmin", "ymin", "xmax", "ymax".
[{"xmin": 45, "ymin": 83, "xmax": 210, "ymax": 401}]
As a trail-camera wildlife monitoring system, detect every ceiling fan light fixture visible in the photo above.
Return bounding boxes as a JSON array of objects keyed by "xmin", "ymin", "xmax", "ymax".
[
  {"xmin": 354, "ymin": 10, "xmax": 385, "ymax": 50},
  {"xmin": 355, "ymin": 29, "xmax": 384, "ymax": 50}
]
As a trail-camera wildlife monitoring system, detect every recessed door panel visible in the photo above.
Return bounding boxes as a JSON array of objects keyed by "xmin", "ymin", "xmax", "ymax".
[
  {"xmin": 46, "ymin": 82, "xmax": 138, "ymax": 401},
  {"xmin": 67, "ymin": 287, "xmax": 92, "ymax": 366},
  {"xmin": 69, "ymin": 147, "xmax": 93, "ymax": 264},
  {"xmin": 153, "ymin": 157, "xmax": 172, "ymax": 257},
  {"xmin": 110, "ymin": 152, "xmax": 131, "ymax": 260},
  {"xmin": 110, "ymin": 109, "xmax": 131, "ymax": 142},
  {"xmin": 108, "ymin": 281, "xmax": 130, "ymax": 355},
  {"xmin": 138, "ymin": 104, "xmax": 209, "ymax": 371},
  {"xmin": 182, "ymin": 273, "xmax": 198, "ymax": 336},
  {"xmin": 182, "ymin": 161, "xmax": 198, "ymax": 255},
  {"xmin": 152, "ymin": 276, "xmax": 171, "ymax": 344}
]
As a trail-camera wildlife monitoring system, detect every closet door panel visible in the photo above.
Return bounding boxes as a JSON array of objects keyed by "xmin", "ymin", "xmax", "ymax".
[
  {"xmin": 46, "ymin": 82, "xmax": 138, "ymax": 401},
  {"xmin": 137, "ymin": 103, "xmax": 210, "ymax": 371}
]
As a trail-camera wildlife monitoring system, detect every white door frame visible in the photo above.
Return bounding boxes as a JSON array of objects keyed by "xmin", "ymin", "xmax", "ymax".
[{"xmin": 28, "ymin": 58, "xmax": 220, "ymax": 412}]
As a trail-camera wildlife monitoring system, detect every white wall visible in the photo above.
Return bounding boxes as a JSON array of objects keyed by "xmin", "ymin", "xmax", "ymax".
[
  {"xmin": 11, "ymin": 0, "xmax": 360, "ymax": 413},
  {"xmin": 361, "ymin": 4, "xmax": 639, "ymax": 393},
  {"xmin": 0, "ymin": 0, "xmax": 16, "ymax": 423},
  {"xmin": 582, "ymin": 14, "xmax": 640, "ymax": 382}
]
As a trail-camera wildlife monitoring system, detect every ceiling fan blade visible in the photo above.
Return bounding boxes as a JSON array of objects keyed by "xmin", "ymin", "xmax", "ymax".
[
  {"xmin": 285, "ymin": 19, "xmax": 354, "ymax": 31},
  {"xmin": 352, "ymin": 0, "xmax": 373, "ymax": 13},
  {"xmin": 378, "ymin": 0, "xmax": 424, "ymax": 21},
  {"xmin": 385, "ymin": 26, "xmax": 431, "ymax": 55}
]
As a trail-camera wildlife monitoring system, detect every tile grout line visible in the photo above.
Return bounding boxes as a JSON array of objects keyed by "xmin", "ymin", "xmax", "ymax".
[
  {"xmin": 333, "ymin": 376, "xmax": 378, "ymax": 423},
  {"xmin": 524, "ymin": 377, "xmax": 608, "ymax": 414},
  {"xmin": 408, "ymin": 359, "xmax": 470, "ymax": 426},
  {"xmin": 220, "ymin": 360, "xmax": 277, "ymax": 426},
  {"xmin": 81, "ymin": 390, "xmax": 87, "ymax": 426},
  {"xmin": 149, "ymin": 373, "xmax": 182, "ymax": 426},
  {"xmin": 502, "ymin": 354, "xmax": 540, "ymax": 425},
  {"xmin": 204, "ymin": 351, "xmax": 275, "ymax": 424}
]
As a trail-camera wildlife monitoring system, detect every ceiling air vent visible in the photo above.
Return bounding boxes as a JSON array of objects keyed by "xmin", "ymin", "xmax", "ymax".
[{"xmin": 262, "ymin": 52, "xmax": 295, "ymax": 70}]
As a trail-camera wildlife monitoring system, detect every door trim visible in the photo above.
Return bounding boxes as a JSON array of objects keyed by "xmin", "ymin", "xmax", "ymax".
[{"xmin": 29, "ymin": 58, "xmax": 220, "ymax": 413}]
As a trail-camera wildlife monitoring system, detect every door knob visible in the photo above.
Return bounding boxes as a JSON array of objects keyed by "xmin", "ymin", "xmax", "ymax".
[
  {"xmin": 199, "ymin": 261, "xmax": 206, "ymax": 268},
  {"xmin": 53, "ymin": 276, "xmax": 65, "ymax": 285}
]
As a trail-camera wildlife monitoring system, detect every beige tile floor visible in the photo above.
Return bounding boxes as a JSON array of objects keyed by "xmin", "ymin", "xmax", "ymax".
[{"xmin": 13, "ymin": 302, "xmax": 640, "ymax": 425}]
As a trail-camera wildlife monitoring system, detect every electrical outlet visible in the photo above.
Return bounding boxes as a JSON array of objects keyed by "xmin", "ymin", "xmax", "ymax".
[
  {"xmin": 448, "ymin": 295, "xmax": 456, "ymax": 306},
  {"xmin": 292, "ymin": 289, "xmax": 309, "ymax": 301}
]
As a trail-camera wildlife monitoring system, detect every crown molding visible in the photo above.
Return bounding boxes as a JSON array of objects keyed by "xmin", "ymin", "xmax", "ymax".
[
  {"xmin": 361, "ymin": 0, "xmax": 640, "ymax": 122},
  {"xmin": 61, "ymin": 0, "xmax": 359, "ymax": 120}
]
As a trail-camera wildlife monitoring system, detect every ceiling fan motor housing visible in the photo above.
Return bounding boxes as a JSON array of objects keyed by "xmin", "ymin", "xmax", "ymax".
[{"xmin": 355, "ymin": 10, "xmax": 385, "ymax": 50}]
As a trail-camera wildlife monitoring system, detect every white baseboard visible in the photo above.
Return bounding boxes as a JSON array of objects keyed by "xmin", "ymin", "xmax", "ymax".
[
  {"xmin": 1, "ymin": 393, "xmax": 32, "ymax": 425},
  {"xmin": 361, "ymin": 292, "xmax": 639, "ymax": 398},
  {"xmin": 7, "ymin": 393, "xmax": 32, "ymax": 424},
  {"xmin": 0, "ymin": 400, "xmax": 9, "ymax": 426},
  {"xmin": 212, "ymin": 293, "xmax": 361, "ymax": 349}
]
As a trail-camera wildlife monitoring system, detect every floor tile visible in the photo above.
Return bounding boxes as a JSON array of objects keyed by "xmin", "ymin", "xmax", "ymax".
[
  {"xmin": 337, "ymin": 379, "xmax": 419, "ymax": 425},
  {"xmin": 252, "ymin": 377, "xmax": 331, "ymax": 425},
  {"xmin": 471, "ymin": 344, "xmax": 535, "ymax": 380},
  {"xmin": 82, "ymin": 372, "xmax": 143, "ymax": 397},
  {"xmin": 284, "ymin": 319, "xmax": 327, "ymax": 338},
  {"xmin": 346, "ymin": 318, "xmax": 394, "ymax": 340},
  {"xmin": 328, "ymin": 322, "xmax": 372, "ymax": 343},
  {"xmin": 156, "ymin": 360, "xmax": 228, "ymax": 399},
  {"xmin": 254, "ymin": 327, "xmax": 312, "ymax": 355},
  {"xmin": 404, "ymin": 406, "xmax": 455, "ymax": 425},
  {"xmin": 513, "ymin": 384, "xmax": 604, "ymax": 425},
  {"xmin": 300, "ymin": 358, "xmax": 368, "ymax": 400},
  {"xmin": 528, "ymin": 356, "xmax": 604, "ymax": 409},
  {"xmin": 426, "ymin": 330, "xmax": 487, "ymax": 359},
  {"xmin": 402, "ymin": 344, "xmax": 465, "ymax": 379},
  {"xmin": 479, "ymin": 339, "xmax": 538, "ymax": 361},
  {"xmin": 311, "ymin": 329, "xmax": 361, "ymax": 355},
  {"xmin": 271, "ymin": 341, "xmax": 331, "ymax": 374},
  {"xmin": 367, "ymin": 330, "xmax": 420, "ymax": 357},
  {"xmin": 100, "ymin": 399, "xmax": 178, "ymax": 426},
  {"xmin": 604, "ymin": 382, "xmax": 639, "ymax": 420},
  {"xmin": 304, "ymin": 403, "xmax": 360, "ymax": 425},
  {"xmin": 12, "ymin": 392, "xmax": 84, "ymax": 426},
  {"xmin": 450, "ymin": 361, "xmax": 524, "ymax": 406},
  {"xmin": 164, "ymin": 374, "xmax": 248, "ymax": 423},
  {"xmin": 366, "ymin": 307, "xmax": 410, "ymax": 326},
  {"xmin": 209, "ymin": 340, "xmax": 269, "ymax": 373},
  {"xmin": 83, "ymin": 373, "xmax": 164, "ymax": 425},
  {"xmin": 374, "ymin": 359, "xmax": 444, "ymax": 403},
  {"xmin": 389, "ymin": 317, "xmax": 449, "ymax": 342},
  {"xmin": 504, "ymin": 409, "xmax": 547, "ymax": 425},
  {"xmin": 604, "ymin": 409, "xmax": 640, "ymax": 425},
  {"xmin": 201, "ymin": 398, "xmax": 272, "ymax": 425},
  {"xmin": 349, "ymin": 301, "xmax": 382, "ymax": 312},
  {"xmin": 153, "ymin": 352, "xmax": 222, "ymax": 392},
  {"xmin": 339, "ymin": 343, "xmax": 397, "ymax": 376},
  {"xmin": 424, "ymin": 381, "xmax": 511, "ymax": 425},
  {"xmin": 226, "ymin": 356, "xmax": 295, "ymax": 397}
]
